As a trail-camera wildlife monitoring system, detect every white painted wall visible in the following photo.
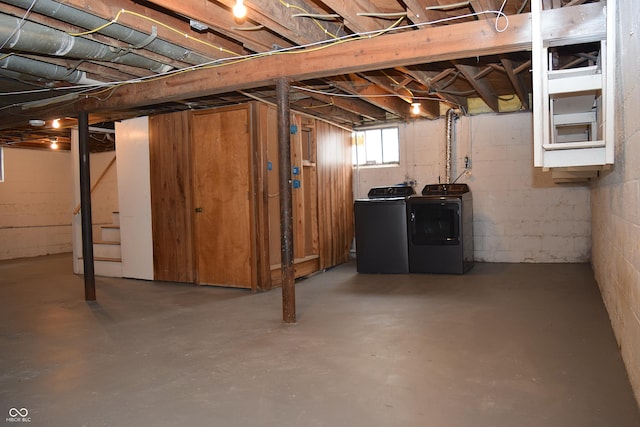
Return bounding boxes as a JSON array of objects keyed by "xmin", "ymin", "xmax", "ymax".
[
  {"xmin": 115, "ymin": 117, "xmax": 154, "ymax": 280},
  {"xmin": 354, "ymin": 112, "xmax": 591, "ymax": 263},
  {"xmin": 0, "ymin": 148, "xmax": 72, "ymax": 260},
  {"xmin": 591, "ymin": 0, "xmax": 640, "ymax": 405}
]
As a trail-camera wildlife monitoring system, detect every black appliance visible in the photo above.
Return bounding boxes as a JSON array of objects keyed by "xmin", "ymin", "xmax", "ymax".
[
  {"xmin": 354, "ymin": 185, "xmax": 415, "ymax": 273},
  {"xmin": 407, "ymin": 183, "xmax": 474, "ymax": 274}
]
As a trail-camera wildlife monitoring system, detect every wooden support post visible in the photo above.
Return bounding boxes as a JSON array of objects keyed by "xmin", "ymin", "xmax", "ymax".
[
  {"xmin": 277, "ymin": 77, "xmax": 295, "ymax": 324},
  {"xmin": 78, "ymin": 111, "xmax": 96, "ymax": 301}
]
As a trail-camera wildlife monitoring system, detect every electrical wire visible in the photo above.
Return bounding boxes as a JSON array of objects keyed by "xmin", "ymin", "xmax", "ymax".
[{"xmin": 3, "ymin": 4, "xmax": 512, "ymax": 108}]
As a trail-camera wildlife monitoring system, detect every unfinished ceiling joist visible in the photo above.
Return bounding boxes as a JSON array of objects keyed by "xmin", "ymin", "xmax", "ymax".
[{"xmin": 0, "ymin": 2, "xmax": 605, "ymax": 131}]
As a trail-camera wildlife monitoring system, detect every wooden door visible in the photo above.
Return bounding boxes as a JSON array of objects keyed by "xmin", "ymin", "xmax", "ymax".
[
  {"xmin": 149, "ymin": 111, "xmax": 194, "ymax": 283},
  {"xmin": 191, "ymin": 105, "xmax": 255, "ymax": 288}
]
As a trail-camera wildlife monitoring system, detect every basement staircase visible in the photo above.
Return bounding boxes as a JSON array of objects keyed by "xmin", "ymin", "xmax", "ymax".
[{"xmin": 78, "ymin": 211, "xmax": 123, "ymax": 277}]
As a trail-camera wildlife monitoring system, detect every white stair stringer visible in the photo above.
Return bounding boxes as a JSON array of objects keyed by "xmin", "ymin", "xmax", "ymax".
[{"xmin": 78, "ymin": 211, "xmax": 123, "ymax": 278}]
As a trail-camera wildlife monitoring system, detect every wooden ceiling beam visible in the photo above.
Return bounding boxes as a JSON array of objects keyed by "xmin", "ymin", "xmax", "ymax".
[
  {"xmin": 142, "ymin": 0, "xmax": 292, "ymax": 52},
  {"xmin": 216, "ymin": 0, "xmax": 343, "ymax": 45},
  {"xmin": 398, "ymin": 67, "xmax": 466, "ymax": 112},
  {"xmin": 409, "ymin": 0, "xmax": 469, "ymax": 25},
  {"xmin": 404, "ymin": 0, "xmax": 426, "ymax": 24},
  {"xmin": 319, "ymin": 0, "xmax": 401, "ymax": 34},
  {"xmin": 293, "ymin": 97, "xmax": 364, "ymax": 124},
  {"xmin": 357, "ymin": 71, "xmax": 440, "ymax": 118},
  {"xmin": 455, "ymin": 63, "xmax": 499, "ymax": 111},
  {"xmin": 358, "ymin": 72, "xmax": 412, "ymax": 101},
  {"xmin": 514, "ymin": 59, "xmax": 532, "ymax": 74},
  {"xmin": 469, "ymin": 0, "xmax": 500, "ymax": 19},
  {"xmin": 297, "ymin": 90, "xmax": 387, "ymax": 122},
  {"xmin": 0, "ymin": 2, "xmax": 605, "ymax": 128},
  {"xmin": 500, "ymin": 57, "xmax": 530, "ymax": 110},
  {"xmin": 333, "ymin": 74, "xmax": 410, "ymax": 120}
]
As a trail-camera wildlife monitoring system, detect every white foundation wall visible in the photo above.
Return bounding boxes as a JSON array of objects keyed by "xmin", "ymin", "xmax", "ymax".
[
  {"xmin": 354, "ymin": 112, "xmax": 591, "ymax": 263},
  {"xmin": 591, "ymin": 0, "xmax": 640, "ymax": 405},
  {"xmin": 0, "ymin": 148, "xmax": 73, "ymax": 260}
]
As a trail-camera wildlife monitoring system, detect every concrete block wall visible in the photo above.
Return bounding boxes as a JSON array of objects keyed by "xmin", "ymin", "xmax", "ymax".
[
  {"xmin": 0, "ymin": 147, "xmax": 119, "ymax": 261},
  {"xmin": 354, "ymin": 112, "xmax": 591, "ymax": 263},
  {"xmin": 591, "ymin": 0, "xmax": 640, "ymax": 405},
  {"xmin": 0, "ymin": 148, "xmax": 73, "ymax": 260}
]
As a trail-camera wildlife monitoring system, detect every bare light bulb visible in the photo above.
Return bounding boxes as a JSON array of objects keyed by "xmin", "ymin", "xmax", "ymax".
[
  {"xmin": 52, "ymin": 119, "xmax": 61, "ymax": 128},
  {"xmin": 411, "ymin": 102, "xmax": 421, "ymax": 115},
  {"xmin": 50, "ymin": 142, "xmax": 58, "ymax": 149},
  {"xmin": 233, "ymin": 0, "xmax": 247, "ymax": 19}
]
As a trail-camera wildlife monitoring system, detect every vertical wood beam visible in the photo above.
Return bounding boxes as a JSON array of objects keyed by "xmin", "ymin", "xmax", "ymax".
[
  {"xmin": 78, "ymin": 111, "xmax": 96, "ymax": 301},
  {"xmin": 277, "ymin": 77, "xmax": 295, "ymax": 324}
]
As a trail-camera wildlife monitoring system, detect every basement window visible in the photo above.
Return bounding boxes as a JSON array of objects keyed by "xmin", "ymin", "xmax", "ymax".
[{"xmin": 352, "ymin": 127, "xmax": 399, "ymax": 167}]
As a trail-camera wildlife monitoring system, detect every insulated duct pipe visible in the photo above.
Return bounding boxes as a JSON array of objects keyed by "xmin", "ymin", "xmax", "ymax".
[
  {"xmin": 445, "ymin": 108, "xmax": 459, "ymax": 184},
  {"xmin": 0, "ymin": 14, "xmax": 172, "ymax": 73},
  {"xmin": 0, "ymin": 55, "xmax": 102, "ymax": 85},
  {"xmin": 3, "ymin": 0, "xmax": 215, "ymax": 66}
]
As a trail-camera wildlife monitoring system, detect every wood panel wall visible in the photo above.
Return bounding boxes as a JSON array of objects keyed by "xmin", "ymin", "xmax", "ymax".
[
  {"xmin": 148, "ymin": 111, "xmax": 194, "ymax": 282},
  {"xmin": 148, "ymin": 103, "xmax": 353, "ymax": 289},
  {"xmin": 315, "ymin": 121, "xmax": 354, "ymax": 270}
]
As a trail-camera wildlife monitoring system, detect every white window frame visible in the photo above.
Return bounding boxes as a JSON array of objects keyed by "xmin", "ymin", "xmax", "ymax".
[
  {"xmin": 352, "ymin": 126, "xmax": 400, "ymax": 167},
  {"xmin": 0, "ymin": 147, "xmax": 4, "ymax": 182}
]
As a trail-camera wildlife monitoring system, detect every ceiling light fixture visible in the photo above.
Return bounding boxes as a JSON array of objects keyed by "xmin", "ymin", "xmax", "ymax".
[
  {"xmin": 233, "ymin": 0, "xmax": 247, "ymax": 19},
  {"xmin": 50, "ymin": 137, "xmax": 58, "ymax": 149},
  {"xmin": 29, "ymin": 119, "xmax": 45, "ymax": 127},
  {"xmin": 52, "ymin": 119, "xmax": 61, "ymax": 128},
  {"xmin": 411, "ymin": 101, "xmax": 421, "ymax": 115}
]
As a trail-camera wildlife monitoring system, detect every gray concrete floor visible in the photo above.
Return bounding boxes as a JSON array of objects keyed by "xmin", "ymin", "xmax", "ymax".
[{"xmin": 1, "ymin": 253, "xmax": 639, "ymax": 427}]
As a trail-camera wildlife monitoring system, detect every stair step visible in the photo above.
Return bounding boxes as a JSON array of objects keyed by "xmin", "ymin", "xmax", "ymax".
[
  {"xmin": 100, "ymin": 225, "xmax": 120, "ymax": 242},
  {"xmin": 93, "ymin": 241, "xmax": 121, "ymax": 259},
  {"xmin": 78, "ymin": 257, "xmax": 123, "ymax": 277},
  {"xmin": 94, "ymin": 256, "xmax": 121, "ymax": 262}
]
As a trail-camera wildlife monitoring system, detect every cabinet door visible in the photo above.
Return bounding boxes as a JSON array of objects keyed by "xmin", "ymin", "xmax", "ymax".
[
  {"xmin": 191, "ymin": 105, "xmax": 255, "ymax": 288},
  {"xmin": 265, "ymin": 110, "xmax": 319, "ymax": 277}
]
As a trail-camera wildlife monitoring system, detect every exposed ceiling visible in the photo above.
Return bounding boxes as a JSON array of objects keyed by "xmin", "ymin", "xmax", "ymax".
[{"xmin": 0, "ymin": 0, "xmax": 603, "ymax": 150}]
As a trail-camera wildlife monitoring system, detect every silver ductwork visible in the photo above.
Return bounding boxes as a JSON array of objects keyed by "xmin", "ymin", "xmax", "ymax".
[
  {"xmin": 3, "ymin": 0, "xmax": 215, "ymax": 66},
  {"xmin": 0, "ymin": 55, "xmax": 101, "ymax": 85},
  {"xmin": 0, "ymin": 14, "xmax": 172, "ymax": 74},
  {"xmin": 445, "ymin": 108, "xmax": 459, "ymax": 184}
]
